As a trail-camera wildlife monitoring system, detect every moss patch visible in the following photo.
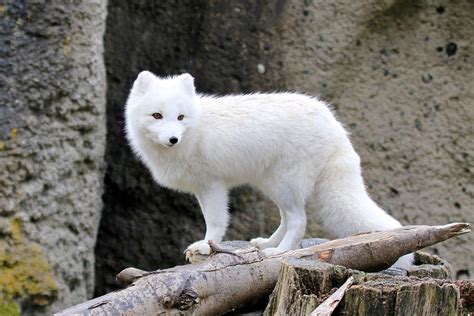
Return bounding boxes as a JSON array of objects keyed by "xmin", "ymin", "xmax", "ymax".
[
  {"xmin": 0, "ymin": 295, "xmax": 20, "ymax": 316},
  {"xmin": 0, "ymin": 218, "xmax": 58, "ymax": 311}
]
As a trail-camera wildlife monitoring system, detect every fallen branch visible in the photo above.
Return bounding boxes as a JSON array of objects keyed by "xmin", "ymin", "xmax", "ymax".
[
  {"xmin": 56, "ymin": 223, "xmax": 470, "ymax": 315},
  {"xmin": 282, "ymin": 223, "xmax": 470, "ymax": 272}
]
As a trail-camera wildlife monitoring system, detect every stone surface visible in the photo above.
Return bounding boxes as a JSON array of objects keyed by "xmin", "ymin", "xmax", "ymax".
[
  {"xmin": 268, "ymin": 0, "xmax": 473, "ymax": 280},
  {"xmin": 95, "ymin": 0, "xmax": 473, "ymax": 296},
  {"xmin": 0, "ymin": 1, "xmax": 106, "ymax": 314}
]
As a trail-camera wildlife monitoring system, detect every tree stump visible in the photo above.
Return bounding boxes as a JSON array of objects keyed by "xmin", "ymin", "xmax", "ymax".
[
  {"xmin": 264, "ymin": 259, "xmax": 349, "ymax": 315},
  {"xmin": 264, "ymin": 252, "xmax": 472, "ymax": 316}
]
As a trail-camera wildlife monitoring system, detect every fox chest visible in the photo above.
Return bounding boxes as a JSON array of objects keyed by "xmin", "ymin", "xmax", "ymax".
[{"xmin": 148, "ymin": 158, "xmax": 201, "ymax": 193}]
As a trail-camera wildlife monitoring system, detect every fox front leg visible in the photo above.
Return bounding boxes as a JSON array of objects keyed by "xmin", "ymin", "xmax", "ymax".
[{"xmin": 185, "ymin": 183, "xmax": 229, "ymax": 263}]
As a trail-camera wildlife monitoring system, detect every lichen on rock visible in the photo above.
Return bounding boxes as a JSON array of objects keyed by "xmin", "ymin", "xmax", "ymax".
[{"xmin": 0, "ymin": 218, "xmax": 58, "ymax": 313}]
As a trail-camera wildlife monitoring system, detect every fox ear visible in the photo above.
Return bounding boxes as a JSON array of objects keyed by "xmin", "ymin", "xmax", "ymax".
[
  {"xmin": 131, "ymin": 71, "xmax": 155, "ymax": 96},
  {"xmin": 179, "ymin": 73, "xmax": 195, "ymax": 96}
]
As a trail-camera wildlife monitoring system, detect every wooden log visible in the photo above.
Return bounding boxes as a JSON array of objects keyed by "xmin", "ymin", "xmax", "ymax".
[
  {"xmin": 281, "ymin": 223, "xmax": 470, "ymax": 272},
  {"xmin": 264, "ymin": 253, "xmax": 469, "ymax": 316},
  {"xmin": 56, "ymin": 223, "xmax": 470, "ymax": 315}
]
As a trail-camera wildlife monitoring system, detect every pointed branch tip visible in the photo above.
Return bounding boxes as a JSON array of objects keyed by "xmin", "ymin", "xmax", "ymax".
[{"xmin": 442, "ymin": 222, "xmax": 471, "ymax": 236}]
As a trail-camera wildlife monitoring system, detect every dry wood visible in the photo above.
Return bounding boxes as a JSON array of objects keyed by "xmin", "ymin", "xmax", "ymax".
[
  {"xmin": 116, "ymin": 267, "xmax": 148, "ymax": 286},
  {"xmin": 310, "ymin": 276, "xmax": 354, "ymax": 316},
  {"xmin": 456, "ymin": 279, "xmax": 474, "ymax": 313},
  {"xmin": 281, "ymin": 223, "xmax": 470, "ymax": 272},
  {"xmin": 339, "ymin": 275, "xmax": 466, "ymax": 315},
  {"xmin": 265, "ymin": 254, "xmax": 473, "ymax": 316},
  {"xmin": 56, "ymin": 223, "xmax": 470, "ymax": 315}
]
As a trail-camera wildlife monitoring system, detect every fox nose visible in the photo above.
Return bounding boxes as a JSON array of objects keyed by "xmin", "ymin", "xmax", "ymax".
[{"xmin": 169, "ymin": 137, "xmax": 178, "ymax": 144}]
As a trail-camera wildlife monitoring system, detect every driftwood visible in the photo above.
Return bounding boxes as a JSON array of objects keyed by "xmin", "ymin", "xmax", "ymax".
[{"xmin": 56, "ymin": 223, "xmax": 470, "ymax": 315}]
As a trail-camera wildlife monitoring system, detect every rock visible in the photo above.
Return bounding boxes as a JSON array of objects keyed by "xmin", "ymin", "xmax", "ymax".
[
  {"xmin": 446, "ymin": 42, "xmax": 457, "ymax": 57},
  {"xmin": 0, "ymin": 1, "xmax": 106, "ymax": 314}
]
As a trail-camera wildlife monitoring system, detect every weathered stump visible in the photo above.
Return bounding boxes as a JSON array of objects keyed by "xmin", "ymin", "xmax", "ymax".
[
  {"xmin": 264, "ymin": 252, "xmax": 472, "ymax": 316},
  {"xmin": 264, "ymin": 259, "xmax": 349, "ymax": 315}
]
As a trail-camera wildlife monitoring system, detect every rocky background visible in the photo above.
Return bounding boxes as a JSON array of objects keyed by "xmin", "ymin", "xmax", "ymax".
[
  {"xmin": 1, "ymin": 1, "xmax": 106, "ymax": 314},
  {"xmin": 1, "ymin": 0, "xmax": 472, "ymax": 314}
]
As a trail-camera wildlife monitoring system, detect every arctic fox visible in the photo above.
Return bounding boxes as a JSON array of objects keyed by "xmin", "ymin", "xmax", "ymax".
[{"xmin": 125, "ymin": 71, "xmax": 413, "ymax": 269}]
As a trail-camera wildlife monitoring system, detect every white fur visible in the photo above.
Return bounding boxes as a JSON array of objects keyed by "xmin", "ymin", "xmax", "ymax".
[{"xmin": 125, "ymin": 71, "xmax": 413, "ymax": 269}]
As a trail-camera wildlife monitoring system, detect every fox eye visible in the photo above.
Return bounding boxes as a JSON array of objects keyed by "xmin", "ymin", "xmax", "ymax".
[
  {"xmin": 177, "ymin": 114, "xmax": 185, "ymax": 121},
  {"xmin": 152, "ymin": 113, "xmax": 162, "ymax": 119}
]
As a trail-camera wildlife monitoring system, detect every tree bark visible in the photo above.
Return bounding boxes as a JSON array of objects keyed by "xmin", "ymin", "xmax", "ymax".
[
  {"xmin": 265, "ymin": 253, "xmax": 472, "ymax": 316},
  {"xmin": 56, "ymin": 223, "xmax": 470, "ymax": 315}
]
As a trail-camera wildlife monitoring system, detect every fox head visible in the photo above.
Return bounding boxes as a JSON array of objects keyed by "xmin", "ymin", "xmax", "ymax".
[{"xmin": 126, "ymin": 71, "xmax": 199, "ymax": 147}]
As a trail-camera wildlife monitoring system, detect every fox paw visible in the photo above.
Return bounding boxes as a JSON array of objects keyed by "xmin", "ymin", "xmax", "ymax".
[
  {"xmin": 250, "ymin": 237, "xmax": 274, "ymax": 250},
  {"xmin": 184, "ymin": 240, "xmax": 211, "ymax": 263},
  {"xmin": 391, "ymin": 253, "xmax": 414, "ymax": 270}
]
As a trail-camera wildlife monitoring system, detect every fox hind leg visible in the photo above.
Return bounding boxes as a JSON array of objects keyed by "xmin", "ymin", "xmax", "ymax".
[
  {"xmin": 255, "ymin": 169, "xmax": 312, "ymax": 255},
  {"xmin": 262, "ymin": 203, "xmax": 306, "ymax": 255},
  {"xmin": 250, "ymin": 207, "xmax": 287, "ymax": 249}
]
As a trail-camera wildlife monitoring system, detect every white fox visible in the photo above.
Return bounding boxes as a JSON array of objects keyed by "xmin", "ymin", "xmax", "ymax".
[{"xmin": 125, "ymin": 71, "xmax": 413, "ymax": 269}]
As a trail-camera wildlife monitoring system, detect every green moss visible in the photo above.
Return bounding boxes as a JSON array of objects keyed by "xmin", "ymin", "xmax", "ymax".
[
  {"xmin": 0, "ymin": 218, "xmax": 58, "ymax": 310},
  {"xmin": 0, "ymin": 295, "xmax": 20, "ymax": 316}
]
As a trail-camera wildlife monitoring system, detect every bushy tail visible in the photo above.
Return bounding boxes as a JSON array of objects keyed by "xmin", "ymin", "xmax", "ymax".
[
  {"xmin": 309, "ymin": 146, "xmax": 402, "ymax": 238},
  {"xmin": 308, "ymin": 145, "xmax": 414, "ymax": 269}
]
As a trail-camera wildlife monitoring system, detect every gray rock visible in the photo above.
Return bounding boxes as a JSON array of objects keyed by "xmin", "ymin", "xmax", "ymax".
[
  {"xmin": 0, "ymin": 1, "xmax": 106, "ymax": 314},
  {"xmin": 271, "ymin": 0, "xmax": 473, "ymax": 280}
]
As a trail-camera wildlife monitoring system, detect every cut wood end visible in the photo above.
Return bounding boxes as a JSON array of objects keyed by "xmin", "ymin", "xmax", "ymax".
[
  {"xmin": 116, "ymin": 267, "xmax": 148, "ymax": 286},
  {"xmin": 441, "ymin": 223, "xmax": 471, "ymax": 236}
]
